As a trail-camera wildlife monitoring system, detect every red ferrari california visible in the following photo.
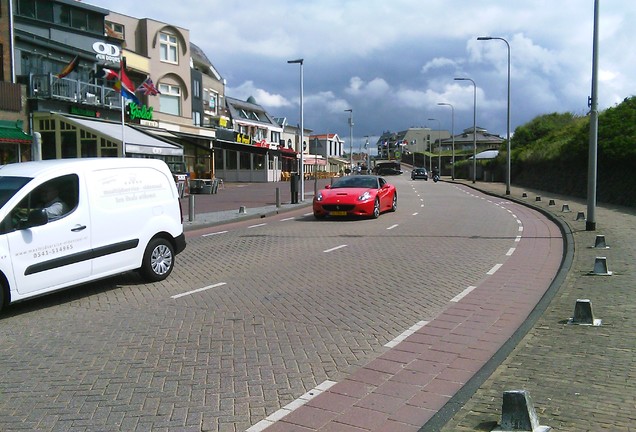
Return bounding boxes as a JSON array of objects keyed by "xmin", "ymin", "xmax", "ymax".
[{"xmin": 313, "ymin": 175, "xmax": 397, "ymax": 219}]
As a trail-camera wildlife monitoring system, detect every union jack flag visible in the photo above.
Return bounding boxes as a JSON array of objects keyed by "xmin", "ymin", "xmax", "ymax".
[{"xmin": 136, "ymin": 77, "xmax": 161, "ymax": 96}]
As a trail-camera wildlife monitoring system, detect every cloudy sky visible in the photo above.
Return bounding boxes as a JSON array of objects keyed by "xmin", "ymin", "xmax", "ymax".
[{"xmin": 87, "ymin": 0, "xmax": 634, "ymax": 150}]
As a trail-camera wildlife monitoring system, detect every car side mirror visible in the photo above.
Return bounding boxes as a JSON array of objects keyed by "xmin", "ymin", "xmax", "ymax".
[{"xmin": 325, "ymin": 184, "xmax": 332, "ymax": 189}]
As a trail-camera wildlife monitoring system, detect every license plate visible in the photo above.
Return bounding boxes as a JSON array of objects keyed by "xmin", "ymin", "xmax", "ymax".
[{"xmin": 330, "ymin": 211, "xmax": 347, "ymax": 216}]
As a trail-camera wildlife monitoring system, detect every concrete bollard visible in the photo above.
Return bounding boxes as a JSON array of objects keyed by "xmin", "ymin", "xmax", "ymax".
[
  {"xmin": 561, "ymin": 204, "xmax": 571, "ymax": 212},
  {"xmin": 568, "ymin": 299, "xmax": 601, "ymax": 326},
  {"xmin": 589, "ymin": 256, "xmax": 612, "ymax": 275},
  {"xmin": 238, "ymin": 206, "xmax": 247, "ymax": 214},
  {"xmin": 522, "ymin": 192, "xmax": 528, "ymax": 198},
  {"xmin": 575, "ymin": 211, "xmax": 585, "ymax": 221},
  {"xmin": 592, "ymin": 235, "xmax": 609, "ymax": 249},
  {"xmin": 188, "ymin": 194, "xmax": 195, "ymax": 222},
  {"xmin": 535, "ymin": 196, "xmax": 542, "ymax": 202},
  {"xmin": 276, "ymin": 187, "xmax": 281, "ymax": 208},
  {"xmin": 492, "ymin": 390, "xmax": 551, "ymax": 432},
  {"xmin": 548, "ymin": 199, "xmax": 556, "ymax": 206}
]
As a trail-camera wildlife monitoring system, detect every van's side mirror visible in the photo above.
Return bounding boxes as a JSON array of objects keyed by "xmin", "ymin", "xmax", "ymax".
[{"xmin": 22, "ymin": 209, "xmax": 48, "ymax": 229}]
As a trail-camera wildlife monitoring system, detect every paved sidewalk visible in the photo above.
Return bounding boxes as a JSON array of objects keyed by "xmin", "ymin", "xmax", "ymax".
[
  {"xmin": 179, "ymin": 177, "xmax": 636, "ymax": 431},
  {"xmin": 438, "ymin": 180, "xmax": 636, "ymax": 431},
  {"xmin": 180, "ymin": 179, "xmax": 327, "ymax": 230}
]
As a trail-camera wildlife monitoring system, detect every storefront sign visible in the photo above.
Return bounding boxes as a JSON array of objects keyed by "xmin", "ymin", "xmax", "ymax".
[
  {"xmin": 127, "ymin": 102, "xmax": 154, "ymax": 121},
  {"xmin": 70, "ymin": 106, "xmax": 99, "ymax": 118},
  {"xmin": 92, "ymin": 42, "xmax": 121, "ymax": 64},
  {"xmin": 236, "ymin": 133, "xmax": 252, "ymax": 145}
]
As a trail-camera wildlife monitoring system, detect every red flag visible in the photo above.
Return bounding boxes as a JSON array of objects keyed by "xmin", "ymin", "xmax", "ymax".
[
  {"xmin": 96, "ymin": 67, "xmax": 119, "ymax": 81},
  {"xmin": 116, "ymin": 58, "xmax": 140, "ymax": 104}
]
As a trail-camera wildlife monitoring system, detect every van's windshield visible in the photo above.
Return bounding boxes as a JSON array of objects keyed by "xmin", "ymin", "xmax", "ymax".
[{"xmin": 0, "ymin": 176, "xmax": 33, "ymax": 208}]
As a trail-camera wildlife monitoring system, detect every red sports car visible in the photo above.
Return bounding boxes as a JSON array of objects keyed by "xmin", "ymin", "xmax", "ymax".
[{"xmin": 313, "ymin": 175, "xmax": 397, "ymax": 219}]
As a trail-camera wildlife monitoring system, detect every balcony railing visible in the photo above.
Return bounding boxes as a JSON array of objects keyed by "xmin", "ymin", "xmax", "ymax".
[{"xmin": 29, "ymin": 74, "xmax": 123, "ymax": 110}]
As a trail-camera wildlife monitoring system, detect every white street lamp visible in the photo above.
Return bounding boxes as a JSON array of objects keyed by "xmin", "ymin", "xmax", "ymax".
[
  {"xmin": 428, "ymin": 118, "xmax": 441, "ymax": 175},
  {"xmin": 454, "ymin": 77, "xmax": 477, "ymax": 184},
  {"xmin": 478, "ymin": 36, "xmax": 511, "ymax": 195},
  {"xmin": 345, "ymin": 109, "xmax": 353, "ymax": 171},
  {"xmin": 437, "ymin": 103, "xmax": 455, "ymax": 180},
  {"xmin": 287, "ymin": 59, "xmax": 304, "ymax": 201},
  {"xmin": 364, "ymin": 135, "xmax": 370, "ymax": 174}
]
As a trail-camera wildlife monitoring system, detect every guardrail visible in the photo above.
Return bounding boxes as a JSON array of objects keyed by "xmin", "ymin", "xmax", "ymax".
[{"xmin": 29, "ymin": 74, "xmax": 123, "ymax": 109}]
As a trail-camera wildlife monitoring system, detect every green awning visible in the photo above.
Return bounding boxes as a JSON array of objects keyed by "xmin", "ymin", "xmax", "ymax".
[{"xmin": 0, "ymin": 121, "xmax": 32, "ymax": 144}]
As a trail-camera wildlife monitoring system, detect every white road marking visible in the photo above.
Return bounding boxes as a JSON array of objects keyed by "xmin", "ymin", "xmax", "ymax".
[
  {"xmin": 412, "ymin": 212, "xmax": 419, "ymax": 216},
  {"xmin": 246, "ymin": 380, "xmax": 337, "ymax": 431},
  {"xmin": 506, "ymin": 247, "xmax": 516, "ymax": 256},
  {"xmin": 324, "ymin": 244, "xmax": 347, "ymax": 253},
  {"xmin": 202, "ymin": 230, "xmax": 227, "ymax": 237},
  {"xmin": 387, "ymin": 224, "xmax": 398, "ymax": 230},
  {"xmin": 171, "ymin": 282, "xmax": 227, "ymax": 299},
  {"xmin": 451, "ymin": 286, "xmax": 476, "ymax": 302},
  {"xmin": 248, "ymin": 223, "xmax": 267, "ymax": 228},
  {"xmin": 384, "ymin": 320, "xmax": 429, "ymax": 348},
  {"xmin": 487, "ymin": 263, "xmax": 503, "ymax": 275},
  {"xmin": 280, "ymin": 217, "xmax": 295, "ymax": 221}
]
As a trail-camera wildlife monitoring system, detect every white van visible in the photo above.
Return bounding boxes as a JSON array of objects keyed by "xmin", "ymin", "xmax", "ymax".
[{"xmin": 0, "ymin": 158, "xmax": 186, "ymax": 311}]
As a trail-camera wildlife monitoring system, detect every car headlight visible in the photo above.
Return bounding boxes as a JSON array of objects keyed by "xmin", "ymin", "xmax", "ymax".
[
  {"xmin": 358, "ymin": 191, "xmax": 372, "ymax": 201},
  {"xmin": 315, "ymin": 192, "xmax": 324, "ymax": 202}
]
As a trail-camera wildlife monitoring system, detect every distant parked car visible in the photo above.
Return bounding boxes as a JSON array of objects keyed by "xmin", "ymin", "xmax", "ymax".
[{"xmin": 411, "ymin": 167, "xmax": 428, "ymax": 180}]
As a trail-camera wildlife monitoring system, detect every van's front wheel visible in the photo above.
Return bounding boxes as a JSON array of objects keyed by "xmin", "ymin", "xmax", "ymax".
[{"xmin": 141, "ymin": 238, "xmax": 175, "ymax": 282}]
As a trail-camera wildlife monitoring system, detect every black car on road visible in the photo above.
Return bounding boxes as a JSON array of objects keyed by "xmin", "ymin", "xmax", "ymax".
[{"xmin": 411, "ymin": 167, "xmax": 428, "ymax": 180}]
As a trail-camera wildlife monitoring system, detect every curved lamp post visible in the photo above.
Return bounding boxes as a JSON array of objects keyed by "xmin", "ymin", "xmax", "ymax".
[
  {"xmin": 345, "ymin": 109, "xmax": 353, "ymax": 170},
  {"xmin": 287, "ymin": 59, "xmax": 304, "ymax": 201},
  {"xmin": 437, "ymin": 102, "xmax": 455, "ymax": 179},
  {"xmin": 427, "ymin": 118, "xmax": 441, "ymax": 174},
  {"xmin": 454, "ymin": 77, "xmax": 477, "ymax": 183},
  {"xmin": 477, "ymin": 36, "xmax": 511, "ymax": 195}
]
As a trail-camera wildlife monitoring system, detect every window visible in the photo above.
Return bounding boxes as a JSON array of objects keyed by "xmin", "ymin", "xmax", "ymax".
[
  {"xmin": 193, "ymin": 79, "xmax": 201, "ymax": 99},
  {"xmin": 53, "ymin": 3, "xmax": 69, "ymax": 26},
  {"xmin": 35, "ymin": 0, "xmax": 53, "ymax": 21},
  {"xmin": 192, "ymin": 111, "xmax": 201, "ymax": 126},
  {"xmin": 254, "ymin": 154, "xmax": 265, "ymax": 170},
  {"xmin": 158, "ymin": 84, "xmax": 181, "ymax": 116},
  {"xmin": 105, "ymin": 21, "xmax": 125, "ymax": 39},
  {"xmin": 17, "ymin": 0, "xmax": 35, "ymax": 18},
  {"xmin": 209, "ymin": 92, "xmax": 217, "ymax": 112},
  {"xmin": 226, "ymin": 151, "xmax": 237, "ymax": 170},
  {"xmin": 100, "ymin": 138, "xmax": 118, "ymax": 157},
  {"xmin": 80, "ymin": 129, "xmax": 97, "ymax": 157},
  {"xmin": 239, "ymin": 152, "xmax": 251, "ymax": 170},
  {"xmin": 160, "ymin": 33, "xmax": 178, "ymax": 64}
]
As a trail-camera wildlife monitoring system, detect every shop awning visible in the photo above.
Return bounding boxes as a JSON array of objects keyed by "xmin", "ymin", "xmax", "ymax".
[
  {"xmin": 279, "ymin": 147, "xmax": 297, "ymax": 159},
  {"xmin": 303, "ymin": 157, "xmax": 327, "ymax": 166},
  {"xmin": 0, "ymin": 121, "xmax": 32, "ymax": 144},
  {"xmin": 56, "ymin": 115, "xmax": 183, "ymax": 157}
]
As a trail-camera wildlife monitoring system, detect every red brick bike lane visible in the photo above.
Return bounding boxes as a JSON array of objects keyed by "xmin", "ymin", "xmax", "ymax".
[{"xmin": 248, "ymin": 190, "xmax": 565, "ymax": 432}]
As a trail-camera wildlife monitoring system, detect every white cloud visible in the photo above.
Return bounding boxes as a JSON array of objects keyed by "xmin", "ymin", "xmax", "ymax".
[
  {"xmin": 345, "ymin": 77, "xmax": 390, "ymax": 98},
  {"xmin": 422, "ymin": 57, "xmax": 461, "ymax": 74},
  {"xmin": 227, "ymin": 81, "xmax": 292, "ymax": 108},
  {"xmin": 90, "ymin": 0, "xmax": 636, "ymax": 139}
]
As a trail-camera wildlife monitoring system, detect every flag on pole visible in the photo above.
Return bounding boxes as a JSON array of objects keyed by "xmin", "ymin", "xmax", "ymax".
[
  {"xmin": 136, "ymin": 77, "xmax": 161, "ymax": 96},
  {"xmin": 116, "ymin": 58, "xmax": 140, "ymax": 105},
  {"xmin": 94, "ymin": 67, "xmax": 119, "ymax": 81},
  {"xmin": 55, "ymin": 55, "xmax": 79, "ymax": 78}
]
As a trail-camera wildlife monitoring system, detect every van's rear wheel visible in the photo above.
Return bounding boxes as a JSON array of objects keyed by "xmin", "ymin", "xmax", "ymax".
[{"xmin": 141, "ymin": 238, "xmax": 175, "ymax": 282}]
